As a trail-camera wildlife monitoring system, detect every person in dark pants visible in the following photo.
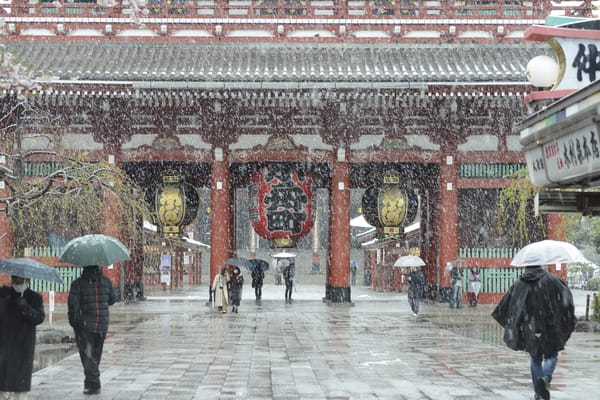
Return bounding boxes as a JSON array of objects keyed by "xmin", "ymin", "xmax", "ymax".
[
  {"xmin": 68, "ymin": 265, "xmax": 116, "ymax": 395},
  {"xmin": 251, "ymin": 265, "xmax": 264, "ymax": 300},
  {"xmin": 282, "ymin": 262, "xmax": 295, "ymax": 303},
  {"xmin": 228, "ymin": 266, "xmax": 244, "ymax": 313},
  {"xmin": 407, "ymin": 266, "xmax": 425, "ymax": 316},
  {"xmin": 0, "ymin": 276, "xmax": 45, "ymax": 400},
  {"xmin": 449, "ymin": 265, "xmax": 463, "ymax": 308},
  {"xmin": 350, "ymin": 260, "xmax": 357, "ymax": 286},
  {"xmin": 492, "ymin": 265, "xmax": 576, "ymax": 400}
]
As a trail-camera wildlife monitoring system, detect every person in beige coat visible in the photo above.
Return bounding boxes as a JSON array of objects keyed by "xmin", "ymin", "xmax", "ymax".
[{"xmin": 212, "ymin": 268, "xmax": 230, "ymax": 313}]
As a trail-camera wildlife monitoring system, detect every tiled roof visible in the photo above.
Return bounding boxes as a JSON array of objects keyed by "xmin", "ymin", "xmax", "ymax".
[{"xmin": 5, "ymin": 41, "xmax": 549, "ymax": 86}]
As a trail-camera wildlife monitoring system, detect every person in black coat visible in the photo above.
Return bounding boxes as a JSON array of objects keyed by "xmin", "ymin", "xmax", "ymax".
[
  {"xmin": 68, "ymin": 265, "xmax": 116, "ymax": 395},
  {"xmin": 282, "ymin": 262, "xmax": 295, "ymax": 303},
  {"xmin": 408, "ymin": 266, "xmax": 425, "ymax": 316},
  {"xmin": 251, "ymin": 265, "xmax": 264, "ymax": 300},
  {"xmin": 492, "ymin": 265, "xmax": 577, "ymax": 400},
  {"xmin": 0, "ymin": 276, "xmax": 45, "ymax": 400},
  {"xmin": 228, "ymin": 266, "xmax": 244, "ymax": 313}
]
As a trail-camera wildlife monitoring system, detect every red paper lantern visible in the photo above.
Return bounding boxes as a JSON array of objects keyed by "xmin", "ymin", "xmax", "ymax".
[{"xmin": 250, "ymin": 165, "xmax": 314, "ymax": 248}]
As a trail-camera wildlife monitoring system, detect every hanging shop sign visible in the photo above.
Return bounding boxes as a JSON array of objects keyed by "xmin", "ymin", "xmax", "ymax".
[
  {"xmin": 519, "ymin": 77, "xmax": 600, "ymax": 187},
  {"xmin": 145, "ymin": 170, "xmax": 200, "ymax": 237},
  {"xmin": 250, "ymin": 164, "xmax": 314, "ymax": 248},
  {"xmin": 361, "ymin": 170, "xmax": 419, "ymax": 239}
]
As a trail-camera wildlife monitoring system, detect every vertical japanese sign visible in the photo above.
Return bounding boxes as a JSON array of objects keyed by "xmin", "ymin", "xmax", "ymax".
[{"xmin": 551, "ymin": 37, "xmax": 600, "ymax": 91}]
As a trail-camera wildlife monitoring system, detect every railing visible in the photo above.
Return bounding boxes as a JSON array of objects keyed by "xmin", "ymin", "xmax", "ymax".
[
  {"xmin": 10, "ymin": 0, "xmax": 578, "ymax": 20},
  {"xmin": 458, "ymin": 247, "xmax": 518, "ymax": 259},
  {"xmin": 458, "ymin": 163, "xmax": 526, "ymax": 179},
  {"xmin": 23, "ymin": 246, "xmax": 64, "ymax": 257},
  {"xmin": 29, "ymin": 266, "xmax": 82, "ymax": 292},
  {"xmin": 461, "ymin": 266, "xmax": 523, "ymax": 293},
  {"xmin": 23, "ymin": 162, "xmax": 64, "ymax": 177}
]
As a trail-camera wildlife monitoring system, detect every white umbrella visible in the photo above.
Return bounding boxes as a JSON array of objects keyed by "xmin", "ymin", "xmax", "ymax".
[
  {"xmin": 393, "ymin": 255, "xmax": 426, "ymax": 268},
  {"xmin": 510, "ymin": 240, "xmax": 588, "ymax": 267},
  {"xmin": 272, "ymin": 252, "xmax": 297, "ymax": 259}
]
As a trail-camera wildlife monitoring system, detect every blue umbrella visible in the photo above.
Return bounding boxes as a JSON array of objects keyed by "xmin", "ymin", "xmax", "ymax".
[{"xmin": 0, "ymin": 258, "xmax": 64, "ymax": 284}]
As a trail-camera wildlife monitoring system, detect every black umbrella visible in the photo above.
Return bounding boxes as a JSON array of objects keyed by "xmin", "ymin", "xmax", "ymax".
[
  {"xmin": 225, "ymin": 257, "xmax": 253, "ymax": 269},
  {"xmin": 248, "ymin": 259, "xmax": 269, "ymax": 272},
  {"xmin": 0, "ymin": 258, "xmax": 64, "ymax": 284}
]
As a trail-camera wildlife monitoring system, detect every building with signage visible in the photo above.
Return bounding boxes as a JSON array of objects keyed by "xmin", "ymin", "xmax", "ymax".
[
  {"xmin": 0, "ymin": 1, "xmax": 588, "ymax": 303},
  {"xmin": 519, "ymin": 17, "xmax": 600, "ymax": 215}
]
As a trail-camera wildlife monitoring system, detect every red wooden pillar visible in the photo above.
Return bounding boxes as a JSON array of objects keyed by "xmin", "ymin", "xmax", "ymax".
[
  {"xmin": 545, "ymin": 214, "xmax": 564, "ymax": 241},
  {"xmin": 438, "ymin": 154, "xmax": 458, "ymax": 289},
  {"xmin": 177, "ymin": 249, "xmax": 184, "ymax": 287},
  {"xmin": 326, "ymin": 159, "xmax": 351, "ymax": 303},
  {"xmin": 546, "ymin": 214, "xmax": 568, "ymax": 281},
  {"xmin": 209, "ymin": 153, "xmax": 232, "ymax": 297}
]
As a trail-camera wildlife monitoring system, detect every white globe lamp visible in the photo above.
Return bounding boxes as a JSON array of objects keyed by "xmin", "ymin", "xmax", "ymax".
[{"xmin": 526, "ymin": 55, "xmax": 559, "ymax": 88}]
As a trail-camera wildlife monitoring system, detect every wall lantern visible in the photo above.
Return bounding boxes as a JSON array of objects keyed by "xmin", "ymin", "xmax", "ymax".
[
  {"xmin": 526, "ymin": 55, "xmax": 559, "ymax": 89},
  {"xmin": 361, "ymin": 170, "xmax": 419, "ymax": 239},
  {"xmin": 145, "ymin": 170, "xmax": 200, "ymax": 237},
  {"xmin": 250, "ymin": 164, "xmax": 314, "ymax": 248}
]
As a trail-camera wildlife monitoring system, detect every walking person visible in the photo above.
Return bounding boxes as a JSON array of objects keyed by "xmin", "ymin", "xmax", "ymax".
[
  {"xmin": 350, "ymin": 260, "xmax": 358, "ymax": 286},
  {"xmin": 282, "ymin": 262, "xmax": 295, "ymax": 303},
  {"xmin": 407, "ymin": 266, "xmax": 425, "ymax": 316},
  {"xmin": 228, "ymin": 267, "xmax": 244, "ymax": 313},
  {"xmin": 274, "ymin": 259, "xmax": 282, "ymax": 285},
  {"xmin": 251, "ymin": 264, "xmax": 265, "ymax": 300},
  {"xmin": 68, "ymin": 265, "xmax": 117, "ymax": 395},
  {"xmin": 492, "ymin": 264, "xmax": 577, "ymax": 400},
  {"xmin": 449, "ymin": 265, "xmax": 463, "ymax": 308},
  {"xmin": 467, "ymin": 267, "xmax": 481, "ymax": 307},
  {"xmin": 212, "ymin": 267, "xmax": 230, "ymax": 313},
  {"xmin": 0, "ymin": 276, "xmax": 45, "ymax": 400}
]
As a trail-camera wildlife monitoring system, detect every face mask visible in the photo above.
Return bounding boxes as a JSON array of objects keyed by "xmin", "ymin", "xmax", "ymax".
[{"xmin": 13, "ymin": 283, "xmax": 28, "ymax": 294}]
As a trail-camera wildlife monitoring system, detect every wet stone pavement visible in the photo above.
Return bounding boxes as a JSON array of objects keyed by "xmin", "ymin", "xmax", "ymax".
[{"xmin": 30, "ymin": 285, "xmax": 600, "ymax": 400}]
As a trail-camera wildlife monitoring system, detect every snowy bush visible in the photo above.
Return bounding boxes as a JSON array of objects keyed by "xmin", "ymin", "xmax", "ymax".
[{"xmin": 587, "ymin": 276, "xmax": 600, "ymax": 291}]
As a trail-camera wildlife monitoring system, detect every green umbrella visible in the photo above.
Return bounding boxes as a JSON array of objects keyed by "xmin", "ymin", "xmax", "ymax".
[
  {"xmin": 59, "ymin": 234, "xmax": 131, "ymax": 266},
  {"xmin": 0, "ymin": 258, "xmax": 64, "ymax": 284}
]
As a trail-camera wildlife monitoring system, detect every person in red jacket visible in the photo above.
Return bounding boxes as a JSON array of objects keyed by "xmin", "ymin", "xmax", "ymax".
[{"xmin": 68, "ymin": 265, "xmax": 116, "ymax": 395}]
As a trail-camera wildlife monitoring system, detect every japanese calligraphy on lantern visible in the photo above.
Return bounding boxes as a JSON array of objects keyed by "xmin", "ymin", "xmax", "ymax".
[{"xmin": 250, "ymin": 164, "xmax": 314, "ymax": 248}]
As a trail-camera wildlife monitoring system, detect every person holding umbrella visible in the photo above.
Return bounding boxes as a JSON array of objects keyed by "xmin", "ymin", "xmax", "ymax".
[
  {"xmin": 60, "ymin": 234, "xmax": 128, "ymax": 396},
  {"xmin": 282, "ymin": 262, "xmax": 295, "ymax": 303},
  {"xmin": 407, "ymin": 266, "xmax": 425, "ymax": 316},
  {"xmin": 68, "ymin": 265, "xmax": 117, "ymax": 395},
  {"xmin": 0, "ymin": 275, "xmax": 45, "ymax": 400},
  {"xmin": 251, "ymin": 264, "xmax": 265, "ymax": 300},
  {"xmin": 228, "ymin": 266, "xmax": 244, "ymax": 313},
  {"xmin": 492, "ymin": 240, "xmax": 580, "ymax": 400}
]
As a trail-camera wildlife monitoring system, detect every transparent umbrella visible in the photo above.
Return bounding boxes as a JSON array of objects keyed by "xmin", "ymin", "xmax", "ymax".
[
  {"xmin": 0, "ymin": 258, "xmax": 64, "ymax": 284},
  {"xmin": 393, "ymin": 255, "xmax": 426, "ymax": 268},
  {"xmin": 510, "ymin": 240, "xmax": 588, "ymax": 267}
]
